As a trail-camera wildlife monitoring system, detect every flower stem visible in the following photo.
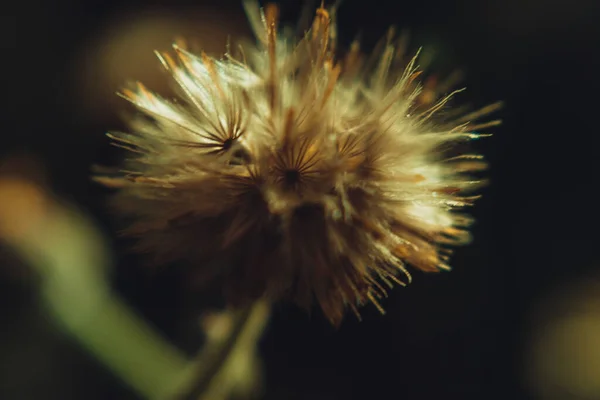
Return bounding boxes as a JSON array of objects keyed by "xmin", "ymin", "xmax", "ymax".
[{"xmin": 177, "ymin": 299, "xmax": 270, "ymax": 400}]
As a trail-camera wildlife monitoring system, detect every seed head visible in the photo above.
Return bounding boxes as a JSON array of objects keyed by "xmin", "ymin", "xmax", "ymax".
[{"xmin": 95, "ymin": 1, "xmax": 500, "ymax": 325}]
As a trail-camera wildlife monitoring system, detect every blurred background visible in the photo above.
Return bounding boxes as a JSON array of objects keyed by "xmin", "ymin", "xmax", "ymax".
[{"xmin": 3, "ymin": 0, "xmax": 600, "ymax": 399}]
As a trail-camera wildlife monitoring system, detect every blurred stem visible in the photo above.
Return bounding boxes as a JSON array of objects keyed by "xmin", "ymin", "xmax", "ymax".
[
  {"xmin": 45, "ymin": 288, "xmax": 192, "ymax": 400},
  {"xmin": 6, "ymin": 198, "xmax": 191, "ymax": 400}
]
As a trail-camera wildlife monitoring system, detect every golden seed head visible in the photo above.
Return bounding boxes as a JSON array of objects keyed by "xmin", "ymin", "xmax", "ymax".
[{"xmin": 95, "ymin": 1, "xmax": 500, "ymax": 325}]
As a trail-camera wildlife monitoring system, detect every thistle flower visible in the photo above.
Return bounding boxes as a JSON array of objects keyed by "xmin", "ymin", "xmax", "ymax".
[{"xmin": 95, "ymin": 1, "xmax": 500, "ymax": 325}]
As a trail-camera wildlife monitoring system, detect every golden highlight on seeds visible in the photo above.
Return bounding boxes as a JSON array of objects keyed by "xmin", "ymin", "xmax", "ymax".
[{"xmin": 96, "ymin": 1, "xmax": 501, "ymax": 325}]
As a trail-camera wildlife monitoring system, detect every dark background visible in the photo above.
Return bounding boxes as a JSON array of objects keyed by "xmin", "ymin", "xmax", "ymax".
[{"xmin": 3, "ymin": 0, "xmax": 600, "ymax": 399}]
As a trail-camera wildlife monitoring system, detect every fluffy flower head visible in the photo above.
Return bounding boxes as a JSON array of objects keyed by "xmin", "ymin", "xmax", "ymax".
[{"xmin": 96, "ymin": 1, "xmax": 500, "ymax": 325}]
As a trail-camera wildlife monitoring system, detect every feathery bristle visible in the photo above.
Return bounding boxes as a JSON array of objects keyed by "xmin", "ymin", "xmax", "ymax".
[{"xmin": 96, "ymin": 1, "xmax": 500, "ymax": 325}]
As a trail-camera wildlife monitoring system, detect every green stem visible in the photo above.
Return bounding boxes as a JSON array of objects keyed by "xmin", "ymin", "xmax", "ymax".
[{"xmin": 5, "ymin": 193, "xmax": 269, "ymax": 400}]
